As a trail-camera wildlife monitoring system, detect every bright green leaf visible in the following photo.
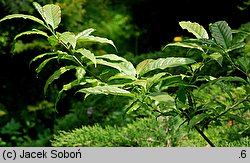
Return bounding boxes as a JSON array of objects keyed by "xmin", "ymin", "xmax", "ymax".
[
  {"xmin": 29, "ymin": 52, "xmax": 57, "ymax": 66},
  {"xmin": 14, "ymin": 29, "xmax": 48, "ymax": 41},
  {"xmin": 209, "ymin": 52, "xmax": 223, "ymax": 66},
  {"xmin": 33, "ymin": 2, "xmax": 46, "ymax": 22},
  {"xmin": 96, "ymin": 54, "xmax": 136, "ymax": 77},
  {"xmin": 148, "ymin": 92, "xmax": 175, "ymax": 102},
  {"xmin": 76, "ymin": 48, "xmax": 96, "ymax": 67},
  {"xmin": 75, "ymin": 67, "xmax": 86, "ymax": 80},
  {"xmin": 136, "ymin": 59, "xmax": 154, "ymax": 76},
  {"xmin": 163, "ymin": 42, "xmax": 204, "ymax": 52},
  {"xmin": 0, "ymin": 14, "xmax": 47, "ymax": 29},
  {"xmin": 139, "ymin": 57, "xmax": 196, "ymax": 76},
  {"xmin": 77, "ymin": 85, "xmax": 135, "ymax": 98},
  {"xmin": 179, "ymin": 21, "xmax": 209, "ymax": 39},
  {"xmin": 77, "ymin": 35, "xmax": 116, "ymax": 51},
  {"xmin": 42, "ymin": 4, "xmax": 61, "ymax": 30},
  {"xmin": 47, "ymin": 35, "xmax": 59, "ymax": 48},
  {"xmin": 126, "ymin": 101, "xmax": 141, "ymax": 114},
  {"xmin": 76, "ymin": 28, "xmax": 95, "ymax": 39},
  {"xmin": 35, "ymin": 56, "xmax": 58, "ymax": 74},
  {"xmin": 59, "ymin": 32, "xmax": 76, "ymax": 49}
]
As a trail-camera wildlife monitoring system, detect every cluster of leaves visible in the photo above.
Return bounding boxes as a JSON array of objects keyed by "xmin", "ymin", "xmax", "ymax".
[{"xmin": 1, "ymin": 2, "xmax": 249, "ymax": 146}]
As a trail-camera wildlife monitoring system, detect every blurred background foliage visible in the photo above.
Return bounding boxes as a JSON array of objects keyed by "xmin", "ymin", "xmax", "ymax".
[{"xmin": 0, "ymin": 0, "xmax": 250, "ymax": 146}]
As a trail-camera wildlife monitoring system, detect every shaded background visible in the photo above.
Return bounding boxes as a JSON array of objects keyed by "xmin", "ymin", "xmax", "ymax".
[{"xmin": 0, "ymin": 0, "xmax": 249, "ymax": 146}]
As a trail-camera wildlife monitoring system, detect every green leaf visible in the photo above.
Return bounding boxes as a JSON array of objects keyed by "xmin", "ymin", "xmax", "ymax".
[
  {"xmin": 59, "ymin": 32, "xmax": 76, "ymax": 49},
  {"xmin": 237, "ymin": 57, "xmax": 249, "ymax": 72},
  {"xmin": 55, "ymin": 80, "xmax": 86, "ymax": 109},
  {"xmin": 44, "ymin": 65, "xmax": 77, "ymax": 95},
  {"xmin": 77, "ymin": 85, "xmax": 135, "ymax": 98},
  {"xmin": 47, "ymin": 35, "xmax": 59, "ymax": 48},
  {"xmin": 160, "ymin": 75, "xmax": 186, "ymax": 89},
  {"xmin": 75, "ymin": 67, "xmax": 86, "ymax": 80},
  {"xmin": 213, "ymin": 76, "xmax": 247, "ymax": 83},
  {"xmin": 96, "ymin": 54, "xmax": 128, "ymax": 62},
  {"xmin": 163, "ymin": 42, "xmax": 204, "ymax": 52},
  {"xmin": 108, "ymin": 73, "xmax": 137, "ymax": 81},
  {"xmin": 216, "ymin": 81, "xmax": 234, "ymax": 102},
  {"xmin": 209, "ymin": 52, "xmax": 223, "ymax": 66},
  {"xmin": 42, "ymin": 4, "xmax": 61, "ymax": 30},
  {"xmin": 200, "ymin": 76, "xmax": 247, "ymax": 89},
  {"xmin": 33, "ymin": 2, "xmax": 46, "ymax": 22},
  {"xmin": 176, "ymin": 87, "xmax": 186, "ymax": 104},
  {"xmin": 57, "ymin": 51, "xmax": 76, "ymax": 63},
  {"xmin": 0, "ymin": 14, "xmax": 47, "ymax": 29},
  {"xmin": 189, "ymin": 113, "xmax": 208, "ymax": 127},
  {"xmin": 146, "ymin": 72, "xmax": 167, "ymax": 91},
  {"xmin": 179, "ymin": 21, "xmax": 209, "ymax": 39},
  {"xmin": 35, "ymin": 56, "xmax": 58, "ymax": 74},
  {"xmin": 76, "ymin": 28, "xmax": 95, "ymax": 39},
  {"xmin": 228, "ymin": 42, "xmax": 245, "ymax": 52},
  {"xmin": 138, "ymin": 57, "xmax": 196, "ymax": 76},
  {"xmin": 136, "ymin": 59, "xmax": 154, "ymax": 76},
  {"xmin": 125, "ymin": 101, "xmax": 141, "ymax": 114},
  {"xmin": 29, "ymin": 52, "xmax": 57, "ymax": 66},
  {"xmin": 14, "ymin": 29, "xmax": 48, "ymax": 41},
  {"xmin": 148, "ymin": 92, "xmax": 175, "ymax": 103},
  {"xmin": 210, "ymin": 21, "xmax": 232, "ymax": 49},
  {"xmin": 96, "ymin": 54, "xmax": 136, "ymax": 77},
  {"xmin": 131, "ymin": 79, "xmax": 147, "ymax": 89},
  {"xmin": 77, "ymin": 35, "xmax": 116, "ymax": 51},
  {"xmin": 76, "ymin": 48, "xmax": 96, "ymax": 67}
]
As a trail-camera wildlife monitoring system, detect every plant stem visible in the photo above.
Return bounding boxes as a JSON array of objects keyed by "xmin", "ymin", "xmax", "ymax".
[
  {"xmin": 210, "ymin": 95, "xmax": 250, "ymax": 123},
  {"xmin": 180, "ymin": 108, "xmax": 215, "ymax": 147},
  {"xmin": 147, "ymin": 97, "xmax": 215, "ymax": 147}
]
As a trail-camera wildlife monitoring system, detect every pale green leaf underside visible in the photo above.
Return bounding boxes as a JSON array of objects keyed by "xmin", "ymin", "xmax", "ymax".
[
  {"xmin": 33, "ymin": 2, "xmax": 47, "ymax": 22},
  {"xmin": 179, "ymin": 21, "xmax": 209, "ymax": 39},
  {"xmin": 76, "ymin": 28, "xmax": 95, "ymax": 39},
  {"xmin": 77, "ymin": 85, "xmax": 135, "ymax": 97},
  {"xmin": 59, "ymin": 32, "xmax": 76, "ymax": 49},
  {"xmin": 76, "ymin": 48, "xmax": 96, "ymax": 67},
  {"xmin": 96, "ymin": 54, "xmax": 136, "ymax": 77},
  {"xmin": 164, "ymin": 42, "xmax": 204, "ymax": 52},
  {"xmin": 29, "ymin": 52, "xmax": 57, "ymax": 66},
  {"xmin": 42, "ymin": 4, "xmax": 61, "ymax": 30},
  {"xmin": 136, "ymin": 59, "xmax": 154, "ymax": 76},
  {"xmin": 0, "ymin": 14, "xmax": 47, "ymax": 28},
  {"xmin": 14, "ymin": 29, "xmax": 48, "ymax": 41},
  {"xmin": 36, "ymin": 56, "xmax": 58, "ymax": 74},
  {"xmin": 77, "ymin": 35, "xmax": 116, "ymax": 50},
  {"xmin": 138, "ymin": 57, "xmax": 196, "ymax": 76}
]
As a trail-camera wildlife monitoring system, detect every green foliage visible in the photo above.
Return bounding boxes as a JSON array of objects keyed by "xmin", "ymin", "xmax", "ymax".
[
  {"xmin": 0, "ymin": 100, "xmax": 55, "ymax": 147},
  {"xmin": 52, "ymin": 117, "xmax": 168, "ymax": 147},
  {"xmin": 1, "ymin": 1, "xmax": 249, "ymax": 147}
]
